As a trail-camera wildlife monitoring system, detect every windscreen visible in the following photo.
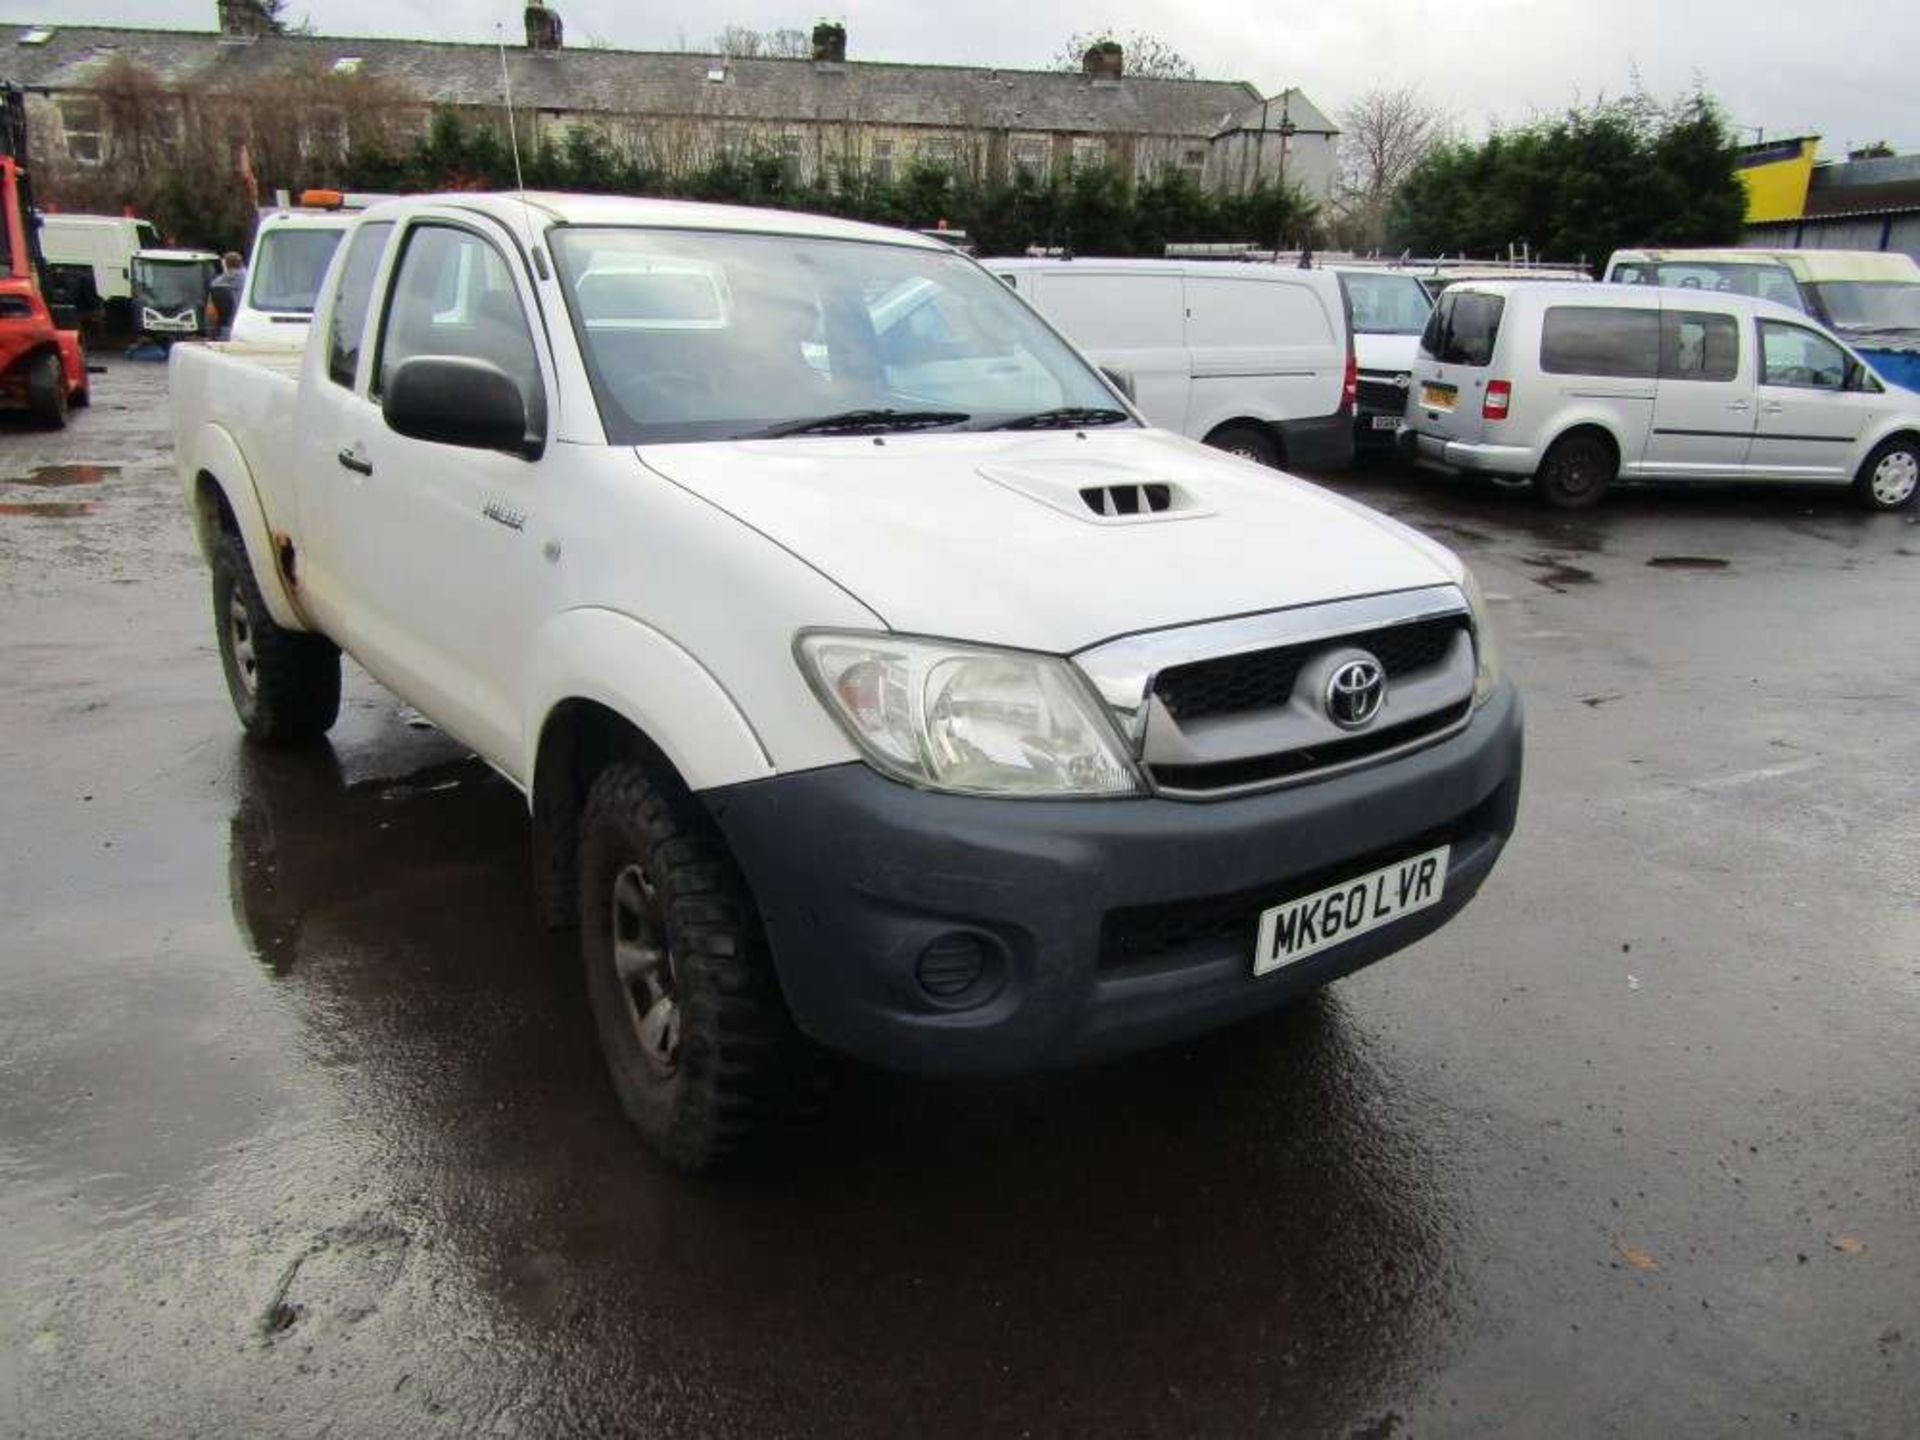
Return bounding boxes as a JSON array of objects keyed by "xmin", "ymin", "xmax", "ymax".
[
  {"xmin": 550, "ymin": 227, "xmax": 1126, "ymax": 444},
  {"xmin": 1419, "ymin": 290, "xmax": 1504, "ymax": 366},
  {"xmin": 132, "ymin": 257, "xmax": 214, "ymax": 310},
  {"xmin": 1808, "ymin": 281, "xmax": 1920, "ymax": 330},
  {"xmin": 1342, "ymin": 272, "xmax": 1433, "ymax": 335},
  {"xmin": 248, "ymin": 228, "xmax": 345, "ymax": 314}
]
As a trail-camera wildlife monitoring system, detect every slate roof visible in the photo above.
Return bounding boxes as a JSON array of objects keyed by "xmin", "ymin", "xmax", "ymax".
[{"xmin": 5, "ymin": 23, "xmax": 1273, "ymax": 138}]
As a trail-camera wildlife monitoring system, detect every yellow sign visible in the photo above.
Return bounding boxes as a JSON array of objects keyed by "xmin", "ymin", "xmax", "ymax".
[{"xmin": 1735, "ymin": 137, "xmax": 1819, "ymax": 224}]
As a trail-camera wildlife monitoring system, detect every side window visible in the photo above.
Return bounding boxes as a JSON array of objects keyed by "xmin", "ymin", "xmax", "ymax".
[
  {"xmin": 377, "ymin": 224, "xmax": 545, "ymax": 427},
  {"xmin": 1658, "ymin": 310, "xmax": 1738, "ymax": 383},
  {"xmin": 1758, "ymin": 321, "xmax": 1846, "ymax": 391},
  {"xmin": 326, "ymin": 222, "xmax": 392, "ymax": 389},
  {"xmin": 1753, "ymin": 268, "xmax": 1805, "ymax": 311},
  {"xmin": 1539, "ymin": 305, "xmax": 1659, "ymax": 378}
]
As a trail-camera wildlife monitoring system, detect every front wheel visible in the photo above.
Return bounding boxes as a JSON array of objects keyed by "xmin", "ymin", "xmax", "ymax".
[
  {"xmin": 211, "ymin": 533, "xmax": 341, "ymax": 744},
  {"xmin": 1854, "ymin": 437, "xmax": 1919, "ymax": 511},
  {"xmin": 1534, "ymin": 432, "xmax": 1614, "ymax": 510},
  {"xmin": 578, "ymin": 762, "xmax": 825, "ymax": 1172},
  {"xmin": 26, "ymin": 350, "xmax": 68, "ymax": 429}
]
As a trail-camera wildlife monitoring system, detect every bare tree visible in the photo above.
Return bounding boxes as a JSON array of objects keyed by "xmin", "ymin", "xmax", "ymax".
[
  {"xmin": 712, "ymin": 25, "xmax": 811, "ymax": 58},
  {"xmin": 1335, "ymin": 84, "xmax": 1447, "ymax": 250},
  {"xmin": 1051, "ymin": 30, "xmax": 1196, "ymax": 81}
]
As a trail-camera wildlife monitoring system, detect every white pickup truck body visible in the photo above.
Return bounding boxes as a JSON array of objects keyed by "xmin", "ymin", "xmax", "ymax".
[{"xmin": 173, "ymin": 193, "xmax": 1522, "ymax": 1169}]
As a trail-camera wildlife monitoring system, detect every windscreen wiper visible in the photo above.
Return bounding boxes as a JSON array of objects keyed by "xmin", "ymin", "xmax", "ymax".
[
  {"xmin": 988, "ymin": 406, "xmax": 1133, "ymax": 431},
  {"xmin": 752, "ymin": 408, "xmax": 971, "ymax": 438}
]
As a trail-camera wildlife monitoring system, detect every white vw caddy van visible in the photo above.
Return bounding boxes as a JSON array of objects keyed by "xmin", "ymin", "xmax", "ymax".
[
  {"xmin": 1408, "ymin": 281, "xmax": 1920, "ymax": 510},
  {"xmin": 993, "ymin": 258, "xmax": 1357, "ymax": 472},
  {"xmin": 172, "ymin": 194, "xmax": 1521, "ymax": 1169}
]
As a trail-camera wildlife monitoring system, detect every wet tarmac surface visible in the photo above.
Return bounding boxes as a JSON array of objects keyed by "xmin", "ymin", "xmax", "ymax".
[{"xmin": 2, "ymin": 362, "xmax": 1916, "ymax": 1436}]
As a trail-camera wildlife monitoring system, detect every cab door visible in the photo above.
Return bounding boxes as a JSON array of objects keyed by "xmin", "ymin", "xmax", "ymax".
[
  {"xmin": 321, "ymin": 218, "xmax": 560, "ymax": 773},
  {"xmin": 1644, "ymin": 306, "xmax": 1753, "ymax": 476},
  {"xmin": 1749, "ymin": 319, "xmax": 1864, "ymax": 480}
]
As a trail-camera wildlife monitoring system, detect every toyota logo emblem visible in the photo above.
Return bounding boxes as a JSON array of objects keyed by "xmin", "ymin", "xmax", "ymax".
[
  {"xmin": 1393, "ymin": 372, "xmax": 1412, "ymax": 390},
  {"xmin": 1325, "ymin": 654, "xmax": 1387, "ymax": 730}
]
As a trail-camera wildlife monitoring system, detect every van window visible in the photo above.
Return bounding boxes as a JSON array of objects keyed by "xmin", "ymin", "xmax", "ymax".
[
  {"xmin": 250, "ymin": 228, "xmax": 346, "ymax": 315},
  {"xmin": 1613, "ymin": 260, "xmax": 1805, "ymax": 312},
  {"xmin": 1540, "ymin": 306, "xmax": 1659, "ymax": 378},
  {"xmin": 1187, "ymin": 276, "xmax": 1332, "ymax": 347},
  {"xmin": 1758, "ymin": 321, "xmax": 1847, "ymax": 390},
  {"xmin": 1658, "ymin": 310, "xmax": 1738, "ymax": 382},
  {"xmin": 1039, "ymin": 273, "xmax": 1183, "ymax": 349},
  {"xmin": 1419, "ymin": 290, "xmax": 1504, "ymax": 366},
  {"xmin": 1340, "ymin": 272, "xmax": 1432, "ymax": 336}
]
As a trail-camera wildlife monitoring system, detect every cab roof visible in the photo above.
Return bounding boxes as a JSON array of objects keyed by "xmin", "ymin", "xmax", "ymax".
[
  {"xmin": 1440, "ymin": 279, "xmax": 1816, "ymax": 325},
  {"xmin": 1610, "ymin": 247, "xmax": 1920, "ymax": 284}
]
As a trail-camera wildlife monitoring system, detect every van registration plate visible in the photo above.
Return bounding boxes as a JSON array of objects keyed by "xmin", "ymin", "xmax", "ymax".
[
  {"xmin": 1420, "ymin": 382, "xmax": 1457, "ymax": 410},
  {"xmin": 1253, "ymin": 845, "xmax": 1449, "ymax": 975}
]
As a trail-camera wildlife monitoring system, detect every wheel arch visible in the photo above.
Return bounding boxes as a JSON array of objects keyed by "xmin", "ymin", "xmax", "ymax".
[
  {"xmin": 1541, "ymin": 421, "xmax": 1623, "ymax": 475},
  {"xmin": 1202, "ymin": 417, "xmax": 1283, "ymax": 462},
  {"xmin": 183, "ymin": 423, "xmax": 309, "ymax": 632},
  {"xmin": 524, "ymin": 610, "xmax": 776, "ymax": 929}
]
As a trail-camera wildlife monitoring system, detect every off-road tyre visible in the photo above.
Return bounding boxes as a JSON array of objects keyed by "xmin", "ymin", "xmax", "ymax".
[
  {"xmin": 27, "ymin": 350, "xmax": 68, "ymax": 429},
  {"xmin": 578, "ymin": 761, "xmax": 826, "ymax": 1172},
  {"xmin": 1853, "ymin": 436, "xmax": 1919, "ymax": 512},
  {"xmin": 1205, "ymin": 423, "xmax": 1281, "ymax": 469},
  {"xmin": 1534, "ymin": 431, "xmax": 1614, "ymax": 510},
  {"xmin": 211, "ymin": 533, "xmax": 341, "ymax": 744}
]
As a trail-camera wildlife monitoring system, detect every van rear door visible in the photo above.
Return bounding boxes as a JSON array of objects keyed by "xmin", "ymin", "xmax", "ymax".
[{"xmin": 1410, "ymin": 288, "xmax": 1505, "ymax": 447}]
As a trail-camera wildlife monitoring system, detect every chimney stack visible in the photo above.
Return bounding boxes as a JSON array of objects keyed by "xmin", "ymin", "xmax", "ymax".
[
  {"xmin": 811, "ymin": 22, "xmax": 847, "ymax": 63},
  {"xmin": 1081, "ymin": 41, "xmax": 1123, "ymax": 80},
  {"xmin": 525, "ymin": 3, "xmax": 563, "ymax": 51}
]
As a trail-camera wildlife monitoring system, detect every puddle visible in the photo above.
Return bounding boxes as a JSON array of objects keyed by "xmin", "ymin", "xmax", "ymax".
[
  {"xmin": 1646, "ymin": 555, "xmax": 1730, "ymax": 571},
  {"xmin": 0, "ymin": 501, "xmax": 97, "ymax": 518},
  {"xmin": 1521, "ymin": 553, "xmax": 1598, "ymax": 591},
  {"xmin": 4, "ymin": 463, "xmax": 119, "ymax": 488}
]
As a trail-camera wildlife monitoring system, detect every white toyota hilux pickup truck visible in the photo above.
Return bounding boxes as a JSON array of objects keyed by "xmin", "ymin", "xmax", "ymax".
[{"xmin": 171, "ymin": 193, "xmax": 1523, "ymax": 1170}]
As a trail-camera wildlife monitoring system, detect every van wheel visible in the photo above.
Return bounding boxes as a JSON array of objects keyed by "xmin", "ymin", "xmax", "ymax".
[
  {"xmin": 27, "ymin": 351, "xmax": 68, "ymax": 429},
  {"xmin": 1534, "ymin": 432, "xmax": 1613, "ymax": 510},
  {"xmin": 1206, "ymin": 424, "xmax": 1280, "ymax": 468},
  {"xmin": 1854, "ymin": 437, "xmax": 1919, "ymax": 511},
  {"xmin": 212, "ymin": 533, "xmax": 342, "ymax": 744},
  {"xmin": 577, "ymin": 762, "xmax": 826, "ymax": 1172}
]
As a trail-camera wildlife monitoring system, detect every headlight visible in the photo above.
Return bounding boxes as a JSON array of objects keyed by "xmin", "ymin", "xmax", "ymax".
[
  {"xmin": 795, "ymin": 632, "xmax": 1143, "ymax": 797},
  {"xmin": 1460, "ymin": 566, "xmax": 1502, "ymax": 707}
]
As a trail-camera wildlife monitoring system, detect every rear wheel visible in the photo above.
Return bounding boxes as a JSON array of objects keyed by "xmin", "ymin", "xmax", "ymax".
[
  {"xmin": 1534, "ymin": 431, "xmax": 1614, "ymax": 510},
  {"xmin": 578, "ymin": 761, "xmax": 825, "ymax": 1171},
  {"xmin": 70, "ymin": 342, "xmax": 90, "ymax": 408},
  {"xmin": 212, "ymin": 533, "xmax": 341, "ymax": 744},
  {"xmin": 1205, "ymin": 424, "xmax": 1280, "ymax": 468},
  {"xmin": 1854, "ymin": 437, "xmax": 1919, "ymax": 511},
  {"xmin": 26, "ymin": 351, "xmax": 67, "ymax": 429}
]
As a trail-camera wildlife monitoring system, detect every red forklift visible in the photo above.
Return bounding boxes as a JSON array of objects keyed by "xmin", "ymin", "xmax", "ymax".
[{"xmin": 1, "ymin": 83, "xmax": 88, "ymax": 427}]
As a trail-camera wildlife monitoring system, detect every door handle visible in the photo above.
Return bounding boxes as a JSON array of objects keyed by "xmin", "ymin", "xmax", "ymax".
[
  {"xmin": 1762, "ymin": 402, "xmax": 1785, "ymax": 415},
  {"xmin": 337, "ymin": 446, "xmax": 373, "ymax": 476},
  {"xmin": 1726, "ymin": 400, "xmax": 1751, "ymax": 412}
]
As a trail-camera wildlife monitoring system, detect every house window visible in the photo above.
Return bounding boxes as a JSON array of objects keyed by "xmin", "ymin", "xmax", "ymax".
[
  {"xmin": 779, "ymin": 129, "xmax": 804, "ymax": 179},
  {"xmin": 1010, "ymin": 135, "xmax": 1050, "ymax": 182},
  {"xmin": 1183, "ymin": 147, "xmax": 1206, "ymax": 172},
  {"xmin": 918, "ymin": 136, "xmax": 958, "ymax": 170},
  {"xmin": 59, "ymin": 99, "xmax": 104, "ymax": 165},
  {"xmin": 305, "ymin": 107, "xmax": 347, "ymax": 163},
  {"xmin": 1071, "ymin": 135, "xmax": 1107, "ymax": 171},
  {"xmin": 870, "ymin": 137, "xmax": 894, "ymax": 184}
]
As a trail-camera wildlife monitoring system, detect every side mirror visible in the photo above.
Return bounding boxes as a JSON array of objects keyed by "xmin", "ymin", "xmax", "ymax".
[
  {"xmin": 383, "ymin": 355, "xmax": 538, "ymax": 457},
  {"xmin": 1100, "ymin": 365, "xmax": 1136, "ymax": 401}
]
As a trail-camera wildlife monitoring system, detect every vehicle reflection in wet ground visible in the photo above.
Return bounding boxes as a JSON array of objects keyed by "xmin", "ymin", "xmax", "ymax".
[
  {"xmin": 0, "ymin": 464, "xmax": 116, "ymax": 518},
  {"xmin": 221, "ymin": 739, "xmax": 1470, "ymax": 1433}
]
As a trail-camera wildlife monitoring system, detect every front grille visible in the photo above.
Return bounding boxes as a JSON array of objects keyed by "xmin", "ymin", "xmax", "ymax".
[
  {"xmin": 1153, "ymin": 616, "xmax": 1465, "ymax": 723},
  {"xmin": 1356, "ymin": 375, "xmax": 1410, "ymax": 413},
  {"xmin": 1149, "ymin": 701, "xmax": 1470, "ymax": 793},
  {"xmin": 1100, "ymin": 786, "xmax": 1504, "ymax": 969}
]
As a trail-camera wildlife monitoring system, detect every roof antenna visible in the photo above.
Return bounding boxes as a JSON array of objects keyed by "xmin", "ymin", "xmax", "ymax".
[{"xmin": 495, "ymin": 23, "xmax": 548, "ymax": 277}]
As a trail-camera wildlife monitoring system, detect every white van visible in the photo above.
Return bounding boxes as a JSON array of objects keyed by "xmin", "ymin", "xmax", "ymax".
[
  {"xmin": 1328, "ymin": 266, "xmax": 1433, "ymax": 447},
  {"xmin": 993, "ymin": 259, "xmax": 1355, "ymax": 471},
  {"xmin": 228, "ymin": 210, "xmax": 353, "ymax": 348},
  {"xmin": 38, "ymin": 213, "xmax": 159, "ymax": 311},
  {"xmin": 1407, "ymin": 281, "xmax": 1920, "ymax": 510}
]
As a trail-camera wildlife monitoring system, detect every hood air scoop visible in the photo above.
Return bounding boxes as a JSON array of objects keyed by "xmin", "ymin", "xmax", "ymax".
[{"xmin": 978, "ymin": 459, "xmax": 1213, "ymax": 526}]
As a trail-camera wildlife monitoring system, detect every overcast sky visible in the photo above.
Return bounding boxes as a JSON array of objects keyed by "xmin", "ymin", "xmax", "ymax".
[{"xmin": 19, "ymin": 0, "xmax": 1920, "ymax": 159}]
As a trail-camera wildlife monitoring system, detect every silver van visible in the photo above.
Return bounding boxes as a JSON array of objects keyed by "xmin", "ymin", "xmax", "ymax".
[{"xmin": 1407, "ymin": 282, "xmax": 1920, "ymax": 510}]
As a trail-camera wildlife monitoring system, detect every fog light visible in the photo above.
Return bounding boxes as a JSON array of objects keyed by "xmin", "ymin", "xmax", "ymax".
[{"xmin": 916, "ymin": 933, "xmax": 987, "ymax": 999}]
